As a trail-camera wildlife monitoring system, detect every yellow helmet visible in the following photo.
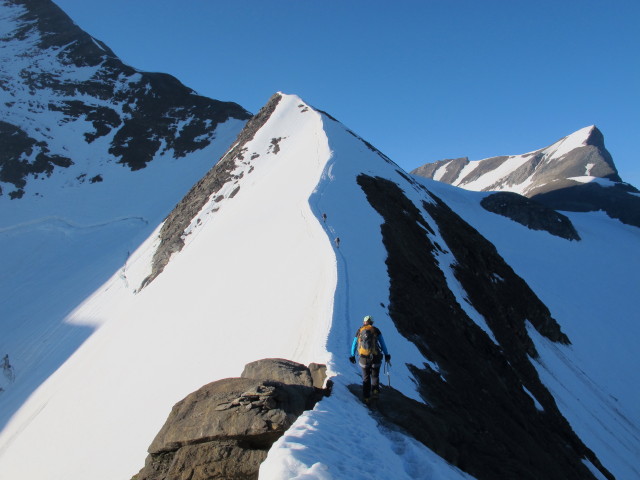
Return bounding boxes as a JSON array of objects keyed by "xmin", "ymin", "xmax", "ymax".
[{"xmin": 363, "ymin": 315, "xmax": 373, "ymax": 325}]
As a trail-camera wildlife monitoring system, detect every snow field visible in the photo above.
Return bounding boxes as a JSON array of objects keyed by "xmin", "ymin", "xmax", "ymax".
[{"xmin": 0, "ymin": 119, "xmax": 244, "ymax": 439}]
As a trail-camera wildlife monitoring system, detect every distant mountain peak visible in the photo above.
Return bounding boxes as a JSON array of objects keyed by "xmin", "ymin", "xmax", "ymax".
[
  {"xmin": 573, "ymin": 124, "xmax": 604, "ymax": 148},
  {"xmin": 4, "ymin": 0, "xmax": 117, "ymax": 65},
  {"xmin": 541, "ymin": 125, "xmax": 606, "ymax": 162},
  {"xmin": 411, "ymin": 125, "xmax": 640, "ymax": 227}
]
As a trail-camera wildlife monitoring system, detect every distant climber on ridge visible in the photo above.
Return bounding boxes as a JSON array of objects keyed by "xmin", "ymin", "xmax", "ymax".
[
  {"xmin": 349, "ymin": 316, "xmax": 391, "ymax": 403},
  {"xmin": 2, "ymin": 354, "xmax": 15, "ymax": 383}
]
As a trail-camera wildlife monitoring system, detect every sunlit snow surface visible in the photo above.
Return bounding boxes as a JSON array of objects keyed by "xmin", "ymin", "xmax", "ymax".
[{"xmin": 0, "ymin": 95, "xmax": 638, "ymax": 480}]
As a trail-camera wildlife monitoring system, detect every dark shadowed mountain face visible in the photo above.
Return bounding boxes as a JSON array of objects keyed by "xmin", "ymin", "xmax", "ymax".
[
  {"xmin": 0, "ymin": 0, "xmax": 251, "ymax": 199},
  {"xmin": 480, "ymin": 191, "xmax": 581, "ymax": 241},
  {"xmin": 411, "ymin": 126, "xmax": 640, "ymax": 228},
  {"xmin": 356, "ymin": 174, "xmax": 612, "ymax": 480}
]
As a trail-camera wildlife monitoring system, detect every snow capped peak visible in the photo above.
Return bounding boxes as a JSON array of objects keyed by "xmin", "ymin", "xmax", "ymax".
[
  {"xmin": 410, "ymin": 124, "xmax": 639, "ymax": 226},
  {"xmin": 544, "ymin": 125, "xmax": 596, "ymax": 159}
]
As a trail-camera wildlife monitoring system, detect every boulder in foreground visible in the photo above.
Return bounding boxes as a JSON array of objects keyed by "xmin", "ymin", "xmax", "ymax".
[{"xmin": 133, "ymin": 359, "xmax": 329, "ymax": 480}]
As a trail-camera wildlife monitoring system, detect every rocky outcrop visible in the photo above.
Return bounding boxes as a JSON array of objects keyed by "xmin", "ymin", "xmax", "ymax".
[
  {"xmin": 241, "ymin": 358, "xmax": 327, "ymax": 389},
  {"xmin": 481, "ymin": 191, "xmax": 581, "ymax": 240},
  {"xmin": 524, "ymin": 126, "xmax": 620, "ymax": 195},
  {"xmin": 356, "ymin": 174, "xmax": 612, "ymax": 480},
  {"xmin": 133, "ymin": 359, "xmax": 329, "ymax": 480}
]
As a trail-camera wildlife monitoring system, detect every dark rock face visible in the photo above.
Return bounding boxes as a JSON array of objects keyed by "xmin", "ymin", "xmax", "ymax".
[
  {"xmin": 134, "ymin": 359, "xmax": 328, "ymax": 480},
  {"xmin": 1, "ymin": 0, "xmax": 251, "ymax": 197},
  {"xmin": 0, "ymin": 120, "xmax": 72, "ymax": 198},
  {"xmin": 356, "ymin": 174, "xmax": 612, "ymax": 480},
  {"xmin": 532, "ymin": 181, "xmax": 640, "ymax": 228},
  {"xmin": 481, "ymin": 191, "xmax": 581, "ymax": 240},
  {"xmin": 6, "ymin": 0, "xmax": 117, "ymax": 62},
  {"xmin": 140, "ymin": 94, "xmax": 282, "ymax": 288}
]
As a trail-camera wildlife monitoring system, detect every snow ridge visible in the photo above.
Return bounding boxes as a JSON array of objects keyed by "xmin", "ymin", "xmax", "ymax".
[{"xmin": 0, "ymin": 91, "xmax": 638, "ymax": 480}]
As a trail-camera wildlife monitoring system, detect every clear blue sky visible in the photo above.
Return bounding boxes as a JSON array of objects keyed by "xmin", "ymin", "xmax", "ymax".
[{"xmin": 55, "ymin": 0, "xmax": 640, "ymax": 187}]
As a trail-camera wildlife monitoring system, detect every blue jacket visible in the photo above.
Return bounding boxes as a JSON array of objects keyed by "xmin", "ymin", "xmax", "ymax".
[{"xmin": 350, "ymin": 326, "xmax": 389, "ymax": 357}]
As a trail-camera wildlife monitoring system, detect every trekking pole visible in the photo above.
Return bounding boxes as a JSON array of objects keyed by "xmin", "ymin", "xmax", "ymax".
[{"xmin": 384, "ymin": 359, "xmax": 391, "ymax": 387}]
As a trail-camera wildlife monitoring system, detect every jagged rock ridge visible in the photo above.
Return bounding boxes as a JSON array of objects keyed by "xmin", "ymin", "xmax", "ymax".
[{"xmin": 0, "ymin": 0, "xmax": 251, "ymax": 199}]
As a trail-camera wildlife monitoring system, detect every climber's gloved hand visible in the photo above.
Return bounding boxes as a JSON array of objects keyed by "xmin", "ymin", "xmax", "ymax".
[
  {"xmin": 385, "ymin": 354, "xmax": 391, "ymax": 363},
  {"xmin": 349, "ymin": 356, "xmax": 356, "ymax": 364}
]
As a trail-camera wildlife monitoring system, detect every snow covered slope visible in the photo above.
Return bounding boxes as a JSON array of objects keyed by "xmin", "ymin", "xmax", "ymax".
[
  {"xmin": 0, "ymin": 0, "xmax": 249, "ymax": 444},
  {"xmin": 1, "ymin": 93, "xmax": 638, "ymax": 480}
]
